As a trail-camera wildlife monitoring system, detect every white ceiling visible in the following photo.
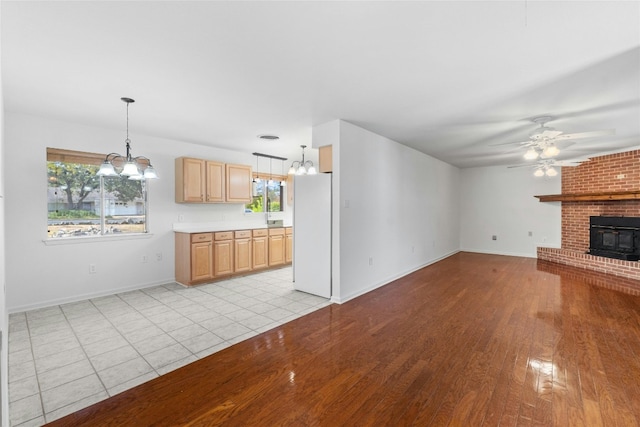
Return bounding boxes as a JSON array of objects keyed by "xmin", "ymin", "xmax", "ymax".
[{"xmin": 2, "ymin": 1, "xmax": 639, "ymax": 168}]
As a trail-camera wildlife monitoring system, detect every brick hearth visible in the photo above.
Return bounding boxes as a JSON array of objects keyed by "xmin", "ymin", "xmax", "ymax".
[{"xmin": 537, "ymin": 150, "xmax": 640, "ymax": 290}]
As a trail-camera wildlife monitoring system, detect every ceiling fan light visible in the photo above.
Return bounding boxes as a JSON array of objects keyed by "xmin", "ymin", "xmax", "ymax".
[
  {"xmin": 524, "ymin": 148, "xmax": 539, "ymax": 160},
  {"xmin": 534, "ymin": 169, "xmax": 545, "ymax": 177},
  {"xmin": 543, "ymin": 145, "xmax": 560, "ymax": 158},
  {"xmin": 546, "ymin": 167, "xmax": 558, "ymax": 177}
]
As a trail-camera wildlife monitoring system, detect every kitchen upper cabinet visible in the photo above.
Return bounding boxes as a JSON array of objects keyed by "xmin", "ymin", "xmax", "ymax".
[
  {"xmin": 176, "ymin": 157, "xmax": 251, "ymax": 204},
  {"xmin": 226, "ymin": 163, "xmax": 252, "ymax": 203},
  {"xmin": 175, "ymin": 157, "xmax": 205, "ymax": 203},
  {"xmin": 268, "ymin": 228, "xmax": 285, "ymax": 267},
  {"xmin": 206, "ymin": 161, "xmax": 225, "ymax": 202},
  {"xmin": 319, "ymin": 145, "xmax": 332, "ymax": 173}
]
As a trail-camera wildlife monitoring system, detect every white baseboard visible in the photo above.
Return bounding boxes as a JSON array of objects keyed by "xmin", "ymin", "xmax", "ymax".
[
  {"xmin": 8, "ymin": 277, "xmax": 176, "ymax": 313},
  {"xmin": 331, "ymin": 250, "xmax": 459, "ymax": 304},
  {"xmin": 459, "ymin": 248, "xmax": 537, "ymax": 259}
]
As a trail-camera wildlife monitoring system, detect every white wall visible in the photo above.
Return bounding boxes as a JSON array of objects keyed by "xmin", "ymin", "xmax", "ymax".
[
  {"xmin": 459, "ymin": 165, "xmax": 561, "ymax": 257},
  {"xmin": 4, "ymin": 112, "xmax": 293, "ymax": 312},
  {"xmin": 332, "ymin": 120, "xmax": 460, "ymax": 303},
  {"xmin": 0, "ymin": 7, "xmax": 10, "ymax": 420}
]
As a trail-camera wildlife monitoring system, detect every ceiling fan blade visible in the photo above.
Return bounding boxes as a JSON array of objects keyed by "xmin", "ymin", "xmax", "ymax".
[
  {"xmin": 507, "ymin": 163, "xmax": 538, "ymax": 169},
  {"xmin": 488, "ymin": 140, "xmax": 532, "ymax": 147},
  {"xmin": 540, "ymin": 129, "xmax": 563, "ymax": 138},
  {"xmin": 549, "ymin": 160, "xmax": 584, "ymax": 167},
  {"xmin": 554, "ymin": 129, "xmax": 615, "ymax": 141}
]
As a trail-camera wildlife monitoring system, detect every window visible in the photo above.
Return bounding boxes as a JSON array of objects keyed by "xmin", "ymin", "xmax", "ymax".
[
  {"xmin": 245, "ymin": 176, "xmax": 285, "ymax": 213},
  {"xmin": 47, "ymin": 148, "xmax": 148, "ymax": 239}
]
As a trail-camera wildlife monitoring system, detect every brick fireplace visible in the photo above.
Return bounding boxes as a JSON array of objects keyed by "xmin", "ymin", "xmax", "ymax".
[{"xmin": 536, "ymin": 149, "xmax": 640, "ymax": 294}]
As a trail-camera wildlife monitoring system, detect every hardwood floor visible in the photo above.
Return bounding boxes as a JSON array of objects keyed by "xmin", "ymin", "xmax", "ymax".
[{"xmin": 47, "ymin": 252, "xmax": 640, "ymax": 426}]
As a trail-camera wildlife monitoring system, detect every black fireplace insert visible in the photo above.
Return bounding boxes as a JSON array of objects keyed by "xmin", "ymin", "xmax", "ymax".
[{"xmin": 589, "ymin": 216, "xmax": 640, "ymax": 261}]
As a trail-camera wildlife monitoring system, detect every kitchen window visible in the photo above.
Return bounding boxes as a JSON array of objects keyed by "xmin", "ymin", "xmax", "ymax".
[
  {"xmin": 245, "ymin": 175, "xmax": 284, "ymax": 213},
  {"xmin": 47, "ymin": 148, "xmax": 148, "ymax": 239}
]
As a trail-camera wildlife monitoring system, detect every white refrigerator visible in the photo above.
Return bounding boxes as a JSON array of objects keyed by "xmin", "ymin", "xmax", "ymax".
[{"xmin": 293, "ymin": 173, "xmax": 332, "ymax": 298}]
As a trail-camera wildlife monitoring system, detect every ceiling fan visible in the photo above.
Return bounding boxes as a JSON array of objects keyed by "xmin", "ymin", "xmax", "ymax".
[
  {"xmin": 508, "ymin": 159, "xmax": 587, "ymax": 177},
  {"xmin": 495, "ymin": 116, "xmax": 615, "ymax": 160}
]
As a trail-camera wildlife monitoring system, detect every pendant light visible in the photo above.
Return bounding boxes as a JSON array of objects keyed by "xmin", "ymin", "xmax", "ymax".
[
  {"xmin": 97, "ymin": 98, "xmax": 159, "ymax": 180},
  {"xmin": 268, "ymin": 158, "xmax": 274, "ymax": 185},
  {"xmin": 253, "ymin": 155, "xmax": 261, "ymax": 183},
  {"xmin": 288, "ymin": 145, "xmax": 317, "ymax": 175},
  {"xmin": 280, "ymin": 159, "xmax": 287, "ymax": 186}
]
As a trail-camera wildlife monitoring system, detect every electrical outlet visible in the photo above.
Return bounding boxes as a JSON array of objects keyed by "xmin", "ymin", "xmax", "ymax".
[
  {"xmin": 368, "ymin": 257, "xmax": 373, "ymax": 266},
  {"xmin": 156, "ymin": 252, "xmax": 163, "ymax": 262},
  {"xmin": 528, "ymin": 231, "xmax": 533, "ymax": 237},
  {"xmin": 492, "ymin": 235, "xmax": 497, "ymax": 241},
  {"xmin": 89, "ymin": 264, "xmax": 97, "ymax": 274},
  {"xmin": 178, "ymin": 214, "xmax": 185, "ymax": 222},
  {"xmin": 141, "ymin": 255, "xmax": 148, "ymax": 263},
  {"xmin": 411, "ymin": 245, "xmax": 415, "ymax": 253}
]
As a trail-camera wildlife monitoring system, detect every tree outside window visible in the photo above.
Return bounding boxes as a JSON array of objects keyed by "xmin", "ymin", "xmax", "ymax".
[
  {"xmin": 47, "ymin": 148, "xmax": 148, "ymax": 239},
  {"xmin": 245, "ymin": 177, "xmax": 284, "ymax": 213}
]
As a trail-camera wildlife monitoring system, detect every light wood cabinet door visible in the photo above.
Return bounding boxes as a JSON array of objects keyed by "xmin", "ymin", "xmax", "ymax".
[
  {"xmin": 214, "ymin": 239, "xmax": 234, "ymax": 277},
  {"xmin": 269, "ymin": 234, "xmax": 285, "ymax": 266},
  {"xmin": 285, "ymin": 232, "xmax": 293, "ymax": 264},
  {"xmin": 175, "ymin": 157, "xmax": 205, "ymax": 203},
  {"xmin": 191, "ymin": 241, "xmax": 213, "ymax": 282},
  {"xmin": 234, "ymin": 238, "xmax": 252, "ymax": 273},
  {"xmin": 252, "ymin": 236, "xmax": 268, "ymax": 270},
  {"xmin": 206, "ymin": 161, "xmax": 225, "ymax": 203},
  {"xmin": 226, "ymin": 163, "xmax": 252, "ymax": 203},
  {"xmin": 319, "ymin": 145, "xmax": 332, "ymax": 173}
]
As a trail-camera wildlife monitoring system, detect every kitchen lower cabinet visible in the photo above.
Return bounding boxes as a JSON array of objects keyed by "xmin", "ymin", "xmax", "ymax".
[
  {"xmin": 252, "ymin": 229, "xmax": 269, "ymax": 270},
  {"xmin": 268, "ymin": 228, "xmax": 285, "ymax": 267},
  {"xmin": 234, "ymin": 230, "xmax": 252, "ymax": 273},
  {"xmin": 176, "ymin": 232, "xmax": 213, "ymax": 285},
  {"xmin": 213, "ymin": 232, "xmax": 234, "ymax": 277},
  {"xmin": 175, "ymin": 227, "xmax": 291, "ymax": 286},
  {"xmin": 285, "ymin": 227, "xmax": 293, "ymax": 264}
]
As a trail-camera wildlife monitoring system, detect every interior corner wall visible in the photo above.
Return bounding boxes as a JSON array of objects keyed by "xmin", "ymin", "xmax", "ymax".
[
  {"xmin": 4, "ymin": 112, "xmax": 284, "ymax": 312},
  {"xmin": 0, "ymin": 9, "xmax": 9, "ymax": 421},
  {"xmin": 459, "ymin": 165, "xmax": 562, "ymax": 257},
  {"xmin": 334, "ymin": 120, "xmax": 460, "ymax": 303}
]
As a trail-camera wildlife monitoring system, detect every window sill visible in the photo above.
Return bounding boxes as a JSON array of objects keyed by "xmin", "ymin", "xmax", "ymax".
[{"xmin": 43, "ymin": 233, "xmax": 154, "ymax": 246}]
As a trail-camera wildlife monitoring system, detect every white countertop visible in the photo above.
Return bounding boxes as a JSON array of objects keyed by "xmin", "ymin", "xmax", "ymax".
[{"xmin": 173, "ymin": 222, "xmax": 292, "ymax": 233}]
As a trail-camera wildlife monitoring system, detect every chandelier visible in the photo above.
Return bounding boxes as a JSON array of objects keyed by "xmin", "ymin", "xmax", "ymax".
[
  {"xmin": 97, "ymin": 98, "xmax": 159, "ymax": 180},
  {"xmin": 288, "ymin": 145, "xmax": 317, "ymax": 175}
]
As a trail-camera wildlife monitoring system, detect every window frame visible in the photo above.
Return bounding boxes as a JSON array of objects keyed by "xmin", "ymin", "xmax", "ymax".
[
  {"xmin": 246, "ymin": 173, "xmax": 286, "ymax": 213},
  {"xmin": 46, "ymin": 147, "xmax": 151, "ymax": 242}
]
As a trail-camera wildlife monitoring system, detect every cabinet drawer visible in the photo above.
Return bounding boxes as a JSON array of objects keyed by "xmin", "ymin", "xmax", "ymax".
[
  {"xmin": 191, "ymin": 233, "xmax": 212, "ymax": 243},
  {"xmin": 214, "ymin": 231, "xmax": 234, "ymax": 241},
  {"xmin": 253, "ymin": 229, "xmax": 268, "ymax": 237},
  {"xmin": 269, "ymin": 228, "xmax": 285, "ymax": 236},
  {"xmin": 285, "ymin": 227, "xmax": 292, "ymax": 235},
  {"xmin": 235, "ymin": 230, "xmax": 251, "ymax": 239}
]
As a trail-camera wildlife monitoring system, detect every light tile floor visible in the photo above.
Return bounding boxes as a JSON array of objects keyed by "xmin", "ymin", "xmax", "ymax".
[{"xmin": 8, "ymin": 267, "xmax": 330, "ymax": 426}]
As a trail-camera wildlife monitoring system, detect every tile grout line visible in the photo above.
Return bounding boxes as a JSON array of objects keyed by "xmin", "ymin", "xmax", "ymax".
[{"xmin": 10, "ymin": 267, "xmax": 330, "ymax": 425}]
